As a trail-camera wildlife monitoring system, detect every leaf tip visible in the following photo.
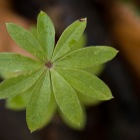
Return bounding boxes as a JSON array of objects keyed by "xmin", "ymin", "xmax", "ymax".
[
  {"xmin": 6, "ymin": 22, "xmax": 12, "ymax": 28},
  {"xmin": 27, "ymin": 124, "xmax": 38, "ymax": 133},
  {"xmin": 111, "ymin": 95, "xmax": 114, "ymax": 99},
  {"xmin": 6, "ymin": 23, "xmax": 16, "ymax": 31},
  {"xmin": 39, "ymin": 10, "xmax": 46, "ymax": 16},
  {"xmin": 105, "ymin": 94, "xmax": 114, "ymax": 100},
  {"xmin": 113, "ymin": 49, "xmax": 119, "ymax": 59},
  {"xmin": 116, "ymin": 49, "xmax": 119, "ymax": 54},
  {"xmin": 5, "ymin": 22, "xmax": 9, "ymax": 26},
  {"xmin": 76, "ymin": 122, "xmax": 81, "ymax": 126},
  {"xmin": 29, "ymin": 129, "xmax": 36, "ymax": 133}
]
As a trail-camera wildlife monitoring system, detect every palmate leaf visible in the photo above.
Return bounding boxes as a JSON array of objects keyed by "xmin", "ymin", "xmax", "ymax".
[
  {"xmin": 55, "ymin": 46, "xmax": 118, "ymax": 68},
  {"xmin": 6, "ymin": 23, "xmax": 45, "ymax": 62},
  {"xmin": 0, "ymin": 11, "xmax": 119, "ymax": 132},
  {"xmin": 51, "ymin": 69, "xmax": 83, "ymax": 125},
  {"xmin": 55, "ymin": 68, "xmax": 113, "ymax": 100},
  {"xmin": 26, "ymin": 70, "xmax": 51, "ymax": 132},
  {"xmin": 52, "ymin": 18, "xmax": 87, "ymax": 61},
  {"xmin": 37, "ymin": 11, "xmax": 55, "ymax": 60}
]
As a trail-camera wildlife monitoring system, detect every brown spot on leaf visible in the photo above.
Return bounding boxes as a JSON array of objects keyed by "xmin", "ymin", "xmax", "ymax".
[{"xmin": 79, "ymin": 18, "xmax": 87, "ymax": 22}]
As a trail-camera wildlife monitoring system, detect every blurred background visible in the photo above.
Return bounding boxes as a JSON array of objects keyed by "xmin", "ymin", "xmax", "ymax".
[{"xmin": 0, "ymin": 0, "xmax": 140, "ymax": 139}]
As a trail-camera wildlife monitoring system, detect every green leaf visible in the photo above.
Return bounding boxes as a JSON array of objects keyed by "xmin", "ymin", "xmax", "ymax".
[
  {"xmin": 51, "ymin": 69, "xmax": 82, "ymax": 126},
  {"xmin": 30, "ymin": 26, "xmax": 38, "ymax": 39},
  {"xmin": 60, "ymin": 105, "xmax": 86, "ymax": 130},
  {"xmin": 0, "ymin": 71, "xmax": 18, "ymax": 79},
  {"xmin": 78, "ymin": 93, "xmax": 101, "ymax": 106},
  {"xmin": 55, "ymin": 68, "xmax": 113, "ymax": 100},
  {"xmin": 52, "ymin": 18, "xmax": 87, "ymax": 61},
  {"xmin": 84, "ymin": 64, "xmax": 105, "ymax": 75},
  {"xmin": 2, "ymin": 12, "xmax": 119, "ymax": 132},
  {"xmin": 6, "ymin": 87, "xmax": 32, "ymax": 110},
  {"xmin": 37, "ymin": 11, "xmax": 55, "ymax": 60},
  {"xmin": 40, "ymin": 92, "xmax": 57, "ymax": 128},
  {"xmin": 70, "ymin": 34, "xmax": 87, "ymax": 52},
  {"xmin": 26, "ymin": 70, "xmax": 51, "ymax": 132},
  {"xmin": 0, "ymin": 69, "xmax": 45, "ymax": 99},
  {"xmin": 6, "ymin": 23, "xmax": 45, "ymax": 61},
  {"xmin": 0, "ymin": 53, "xmax": 43, "ymax": 72},
  {"xmin": 6, "ymin": 95, "xmax": 26, "ymax": 110},
  {"xmin": 55, "ymin": 46, "xmax": 118, "ymax": 69}
]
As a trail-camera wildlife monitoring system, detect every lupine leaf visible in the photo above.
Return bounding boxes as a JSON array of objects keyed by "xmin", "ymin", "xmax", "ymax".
[
  {"xmin": 37, "ymin": 11, "xmax": 55, "ymax": 60},
  {"xmin": 0, "ymin": 53, "xmax": 43, "ymax": 72},
  {"xmin": 52, "ymin": 18, "xmax": 87, "ymax": 61},
  {"xmin": 0, "ymin": 69, "xmax": 45, "ymax": 99},
  {"xmin": 6, "ymin": 23, "xmax": 45, "ymax": 61},
  {"xmin": 26, "ymin": 70, "xmax": 51, "ymax": 132},
  {"xmin": 51, "ymin": 69, "xmax": 82, "ymax": 125},
  {"xmin": 55, "ymin": 68, "xmax": 113, "ymax": 100},
  {"xmin": 55, "ymin": 46, "xmax": 118, "ymax": 68},
  {"xmin": 0, "ymin": 11, "xmax": 119, "ymax": 132}
]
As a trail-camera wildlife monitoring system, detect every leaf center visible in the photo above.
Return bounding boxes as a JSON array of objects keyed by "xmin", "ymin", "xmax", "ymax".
[{"xmin": 45, "ymin": 61, "xmax": 53, "ymax": 69}]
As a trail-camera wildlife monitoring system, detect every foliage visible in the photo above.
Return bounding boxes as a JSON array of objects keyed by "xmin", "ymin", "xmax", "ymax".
[{"xmin": 0, "ymin": 11, "xmax": 118, "ymax": 132}]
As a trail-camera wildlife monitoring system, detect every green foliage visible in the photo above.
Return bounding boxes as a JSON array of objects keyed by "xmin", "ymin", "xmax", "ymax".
[
  {"xmin": 6, "ymin": 24, "xmax": 45, "ymax": 62},
  {"xmin": 0, "ymin": 69, "xmax": 44, "ymax": 99},
  {"xmin": 6, "ymin": 87, "xmax": 33, "ymax": 110},
  {"xmin": 60, "ymin": 105, "xmax": 86, "ymax": 130},
  {"xmin": 51, "ymin": 69, "xmax": 83, "ymax": 125},
  {"xmin": 55, "ymin": 68, "xmax": 112, "ymax": 100},
  {"xmin": 0, "ymin": 53, "xmax": 43, "ymax": 72},
  {"xmin": 37, "ymin": 11, "xmax": 55, "ymax": 60},
  {"xmin": 0, "ymin": 11, "xmax": 118, "ymax": 132},
  {"xmin": 52, "ymin": 18, "xmax": 86, "ymax": 61},
  {"xmin": 55, "ymin": 46, "xmax": 117, "ymax": 68}
]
